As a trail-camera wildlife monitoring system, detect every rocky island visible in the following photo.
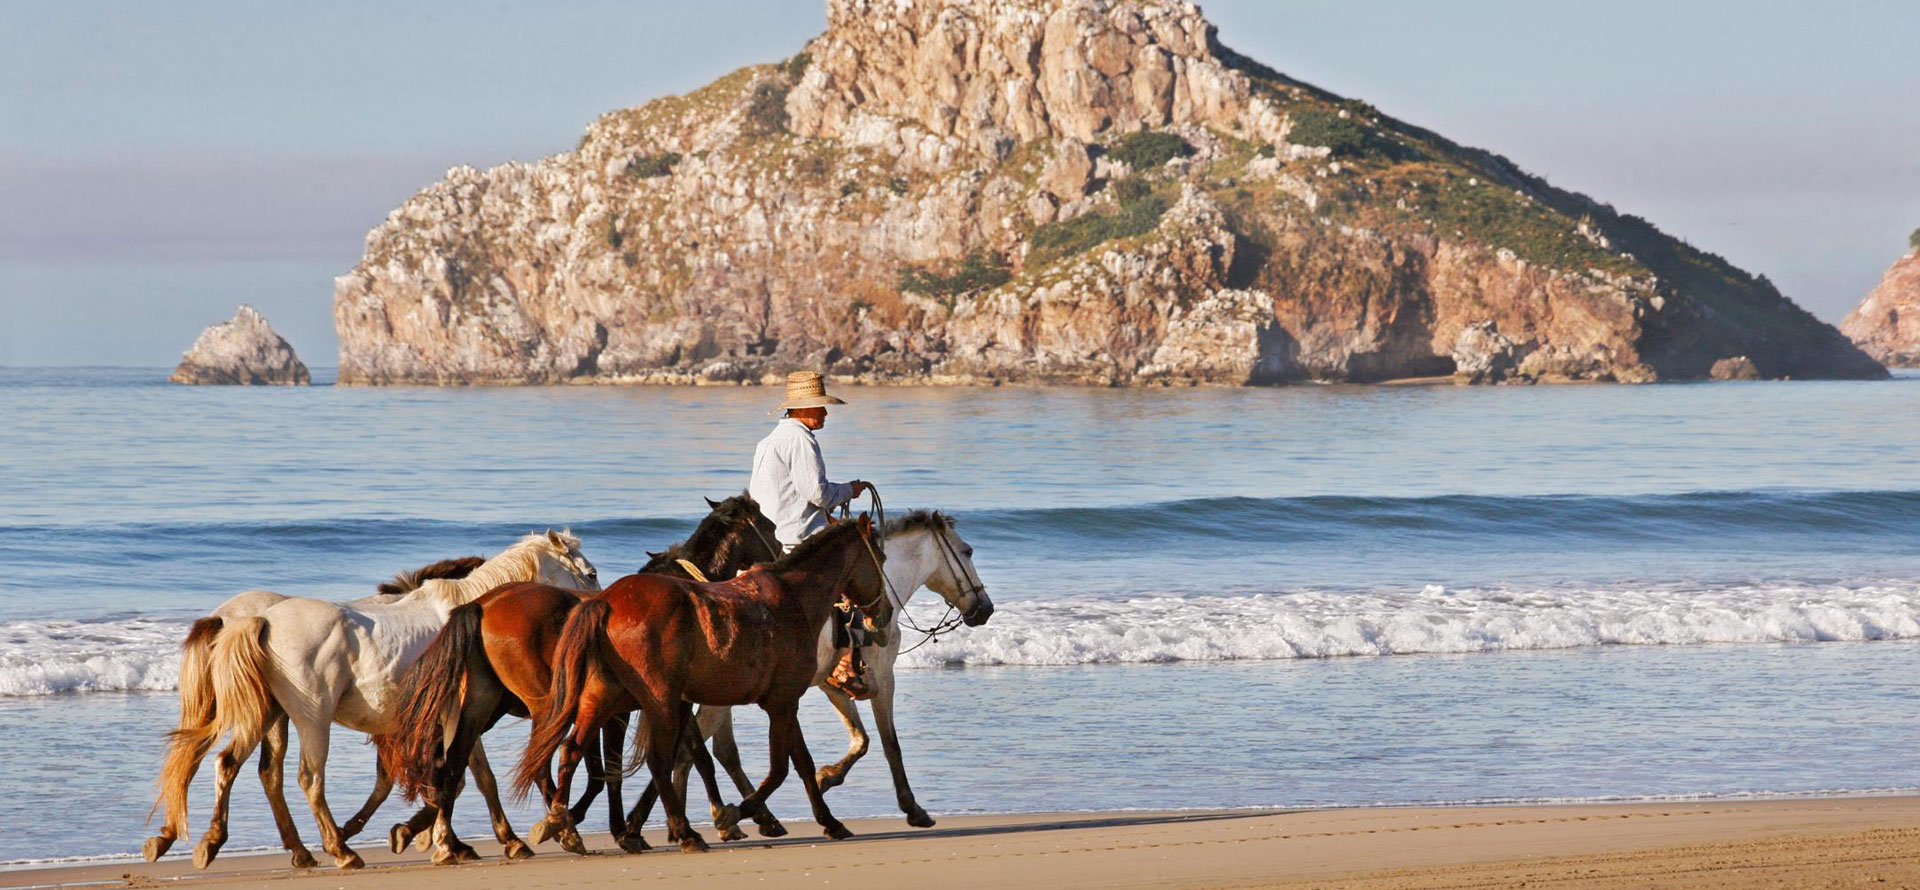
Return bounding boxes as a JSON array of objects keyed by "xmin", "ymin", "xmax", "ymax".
[
  {"xmin": 1840, "ymin": 231, "xmax": 1920, "ymax": 368},
  {"xmin": 334, "ymin": 0, "xmax": 1885, "ymax": 386},
  {"xmin": 170, "ymin": 304, "xmax": 310, "ymax": 385}
]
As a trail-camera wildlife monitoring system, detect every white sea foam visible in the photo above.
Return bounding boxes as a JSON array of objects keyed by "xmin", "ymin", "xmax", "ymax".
[
  {"xmin": 894, "ymin": 581, "xmax": 1920, "ymax": 668},
  {"xmin": 0, "ymin": 618, "xmax": 183, "ymax": 696},
  {"xmin": 4, "ymin": 582, "xmax": 1918, "ymax": 694}
]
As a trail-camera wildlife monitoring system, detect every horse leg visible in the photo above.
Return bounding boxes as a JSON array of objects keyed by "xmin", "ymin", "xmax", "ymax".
[
  {"xmin": 773, "ymin": 702, "xmax": 852, "ymax": 841},
  {"xmin": 467, "ymin": 737, "xmax": 533, "ymax": 861},
  {"xmin": 732, "ymin": 703, "xmax": 795, "ymax": 827},
  {"xmin": 645, "ymin": 700, "xmax": 706, "ymax": 853},
  {"xmin": 191, "ymin": 733, "xmax": 260, "ymax": 868},
  {"xmin": 390, "ymin": 789, "xmax": 448, "ymax": 854},
  {"xmin": 533, "ymin": 693, "xmax": 609, "ymax": 855},
  {"xmin": 813, "ymin": 683, "xmax": 869, "ymax": 792},
  {"xmin": 257, "ymin": 713, "xmax": 320, "ymax": 868},
  {"xmin": 289, "ymin": 718, "xmax": 363, "ymax": 870},
  {"xmin": 419, "ymin": 703, "xmax": 491, "ymax": 866},
  {"xmin": 618, "ymin": 710, "xmax": 659, "ymax": 852},
  {"xmin": 677, "ymin": 715, "xmax": 737, "ymax": 840},
  {"xmin": 336, "ymin": 757, "xmax": 392, "ymax": 841},
  {"xmin": 598, "ymin": 712, "xmax": 629, "ymax": 841},
  {"xmin": 707, "ymin": 707, "xmax": 786, "ymax": 837},
  {"xmin": 869, "ymin": 663, "xmax": 934, "ymax": 827}
]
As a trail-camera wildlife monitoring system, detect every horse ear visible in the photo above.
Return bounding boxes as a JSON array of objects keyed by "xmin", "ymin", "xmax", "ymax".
[
  {"xmin": 705, "ymin": 497, "xmax": 721, "ymax": 508},
  {"xmin": 859, "ymin": 513, "xmax": 873, "ymax": 533},
  {"xmin": 647, "ymin": 550, "xmax": 665, "ymax": 559},
  {"xmin": 546, "ymin": 529, "xmax": 565, "ymax": 547}
]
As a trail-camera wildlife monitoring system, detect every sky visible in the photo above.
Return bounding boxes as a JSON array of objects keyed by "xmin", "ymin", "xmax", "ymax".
[{"xmin": 2, "ymin": 0, "xmax": 1916, "ymax": 366}]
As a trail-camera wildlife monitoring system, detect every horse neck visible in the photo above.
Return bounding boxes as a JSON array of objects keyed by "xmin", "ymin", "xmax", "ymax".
[
  {"xmin": 442, "ymin": 544, "xmax": 543, "ymax": 604},
  {"xmin": 773, "ymin": 536, "xmax": 864, "ymax": 627},
  {"xmin": 881, "ymin": 528, "xmax": 941, "ymax": 616}
]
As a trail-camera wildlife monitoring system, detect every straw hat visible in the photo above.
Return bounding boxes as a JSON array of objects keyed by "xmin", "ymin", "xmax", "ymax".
[{"xmin": 771, "ymin": 370, "xmax": 847, "ymax": 414}]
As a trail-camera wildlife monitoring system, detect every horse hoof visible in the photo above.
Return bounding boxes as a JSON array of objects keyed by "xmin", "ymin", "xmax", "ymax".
[
  {"xmin": 615, "ymin": 832, "xmax": 650, "ymax": 854},
  {"xmin": 143, "ymin": 835, "xmax": 173, "ymax": 862},
  {"xmin": 678, "ymin": 834, "xmax": 710, "ymax": 854},
  {"xmin": 414, "ymin": 830, "xmax": 433, "ymax": 852},
  {"xmin": 713, "ymin": 803, "xmax": 742, "ymax": 832},
  {"xmin": 335, "ymin": 850, "xmax": 365, "ymax": 871},
  {"xmin": 815, "ymin": 768, "xmax": 844, "ymax": 791},
  {"xmin": 756, "ymin": 820, "xmax": 789, "ymax": 839},
  {"xmin": 290, "ymin": 849, "xmax": 319, "ymax": 869},
  {"xmin": 504, "ymin": 840, "xmax": 535, "ymax": 861},
  {"xmin": 429, "ymin": 848, "xmax": 460, "ymax": 867},
  {"xmin": 822, "ymin": 822, "xmax": 854, "ymax": 841},
  {"xmin": 452, "ymin": 844, "xmax": 481, "ymax": 864},
  {"xmin": 906, "ymin": 808, "xmax": 936, "ymax": 829},
  {"xmin": 718, "ymin": 824, "xmax": 748, "ymax": 842},
  {"xmin": 388, "ymin": 824, "xmax": 413, "ymax": 855},
  {"xmin": 558, "ymin": 828, "xmax": 588, "ymax": 857},
  {"xmin": 192, "ymin": 840, "xmax": 222, "ymax": 869}
]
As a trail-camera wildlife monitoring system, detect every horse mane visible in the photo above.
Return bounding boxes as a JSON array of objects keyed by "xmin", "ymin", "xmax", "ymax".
[
  {"xmin": 375, "ymin": 555, "xmax": 486, "ymax": 596},
  {"xmin": 406, "ymin": 530, "xmax": 576, "ymax": 603},
  {"xmin": 883, "ymin": 509, "xmax": 950, "ymax": 537},
  {"xmin": 771, "ymin": 516, "xmax": 867, "ymax": 569},
  {"xmin": 641, "ymin": 494, "xmax": 773, "ymax": 575}
]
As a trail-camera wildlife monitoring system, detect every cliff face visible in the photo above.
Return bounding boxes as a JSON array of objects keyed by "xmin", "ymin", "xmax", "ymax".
[
  {"xmin": 1841, "ymin": 249, "xmax": 1920, "ymax": 367},
  {"xmin": 334, "ymin": 0, "xmax": 1884, "ymax": 385},
  {"xmin": 170, "ymin": 305, "xmax": 310, "ymax": 385}
]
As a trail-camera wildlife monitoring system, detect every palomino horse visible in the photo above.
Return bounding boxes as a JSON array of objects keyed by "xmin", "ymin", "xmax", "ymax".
[
  {"xmin": 147, "ymin": 556, "xmax": 485, "ymax": 868},
  {"xmin": 163, "ymin": 530, "xmax": 599, "ymax": 870},
  {"xmin": 515, "ymin": 516, "xmax": 891, "ymax": 852},
  {"xmin": 374, "ymin": 495, "xmax": 780, "ymax": 865},
  {"xmin": 628, "ymin": 510, "xmax": 993, "ymax": 833}
]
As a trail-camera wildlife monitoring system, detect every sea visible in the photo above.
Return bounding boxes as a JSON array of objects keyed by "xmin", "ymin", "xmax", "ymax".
[{"xmin": 1, "ymin": 366, "xmax": 1917, "ymax": 865}]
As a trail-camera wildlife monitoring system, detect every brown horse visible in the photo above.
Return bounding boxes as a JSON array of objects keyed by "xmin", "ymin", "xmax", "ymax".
[
  {"xmin": 514, "ymin": 515, "xmax": 891, "ymax": 852},
  {"xmin": 374, "ymin": 495, "xmax": 779, "ymax": 864}
]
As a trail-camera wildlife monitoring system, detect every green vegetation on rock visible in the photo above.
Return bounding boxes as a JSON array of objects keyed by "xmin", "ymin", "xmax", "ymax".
[
  {"xmin": 1029, "ymin": 185, "xmax": 1170, "ymax": 267},
  {"xmin": 744, "ymin": 78, "xmax": 791, "ymax": 135},
  {"xmin": 1910, "ymin": 227, "xmax": 1920, "ymax": 253},
  {"xmin": 625, "ymin": 152, "xmax": 682, "ymax": 178},
  {"xmin": 897, "ymin": 250, "xmax": 1012, "ymax": 302},
  {"xmin": 1286, "ymin": 109, "xmax": 1375, "ymax": 158},
  {"xmin": 1108, "ymin": 131, "xmax": 1193, "ymax": 169}
]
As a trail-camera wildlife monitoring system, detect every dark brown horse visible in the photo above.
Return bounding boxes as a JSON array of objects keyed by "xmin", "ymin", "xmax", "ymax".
[
  {"xmin": 374, "ymin": 495, "xmax": 779, "ymax": 865},
  {"xmin": 514, "ymin": 515, "xmax": 891, "ymax": 852}
]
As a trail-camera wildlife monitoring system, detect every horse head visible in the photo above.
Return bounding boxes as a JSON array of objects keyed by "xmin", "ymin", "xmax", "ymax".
[
  {"xmin": 922, "ymin": 513, "xmax": 993, "ymax": 626},
  {"xmin": 536, "ymin": 528, "xmax": 600, "ymax": 591}
]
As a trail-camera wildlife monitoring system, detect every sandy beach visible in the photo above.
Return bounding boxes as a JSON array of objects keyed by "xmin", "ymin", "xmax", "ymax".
[{"xmin": 10, "ymin": 796, "xmax": 1915, "ymax": 890}]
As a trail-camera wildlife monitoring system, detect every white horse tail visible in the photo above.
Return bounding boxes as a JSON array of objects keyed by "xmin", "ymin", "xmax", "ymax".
[
  {"xmin": 151, "ymin": 616, "xmax": 227, "ymax": 824},
  {"xmin": 205, "ymin": 615, "xmax": 276, "ymax": 754}
]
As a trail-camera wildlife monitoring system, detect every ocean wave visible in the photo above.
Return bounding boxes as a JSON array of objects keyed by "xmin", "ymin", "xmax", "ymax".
[
  {"xmin": 893, "ymin": 580, "xmax": 1920, "ymax": 667},
  {"xmin": 6, "ymin": 580, "xmax": 1918, "ymax": 696},
  {"xmin": 0, "ymin": 618, "xmax": 183, "ymax": 696}
]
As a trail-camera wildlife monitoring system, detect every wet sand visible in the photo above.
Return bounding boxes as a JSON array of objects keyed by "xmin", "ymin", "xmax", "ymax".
[{"xmin": 9, "ymin": 796, "xmax": 1916, "ymax": 890}]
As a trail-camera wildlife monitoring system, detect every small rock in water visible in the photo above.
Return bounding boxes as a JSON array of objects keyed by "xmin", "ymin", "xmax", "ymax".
[
  {"xmin": 1708, "ymin": 355, "xmax": 1761, "ymax": 381},
  {"xmin": 169, "ymin": 304, "xmax": 310, "ymax": 385}
]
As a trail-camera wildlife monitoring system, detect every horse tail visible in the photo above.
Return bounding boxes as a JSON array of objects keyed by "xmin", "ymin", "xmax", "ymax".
[
  {"xmin": 376, "ymin": 601, "xmax": 484, "ymax": 802},
  {"xmin": 150, "ymin": 616, "xmax": 226, "ymax": 821},
  {"xmin": 204, "ymin": 616, "xmax": 275, "ymax": 754},
  {"xmin": 513, "ymin": 596, "xmax": 610, "ymax": 801}
]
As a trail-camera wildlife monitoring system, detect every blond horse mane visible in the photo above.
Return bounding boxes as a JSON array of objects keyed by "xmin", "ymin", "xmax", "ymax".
[{"xmin": 401, "ymin": 529, "xmax": 582, "ymax": 607}]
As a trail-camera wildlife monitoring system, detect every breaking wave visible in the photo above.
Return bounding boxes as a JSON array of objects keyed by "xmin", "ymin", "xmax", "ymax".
[
  {"xmin": 10, "ymin": 580, "xmax": 1916, "ymax": 695},
  {"xmin": 893, "ymin": 580, "xmax": 1920, "ymax": 668}
]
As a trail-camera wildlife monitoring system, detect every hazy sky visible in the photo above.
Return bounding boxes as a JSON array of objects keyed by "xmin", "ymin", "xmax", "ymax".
[{"xmin": 3, "ymin": 0, "xmax": 1916, "ymax": 366}]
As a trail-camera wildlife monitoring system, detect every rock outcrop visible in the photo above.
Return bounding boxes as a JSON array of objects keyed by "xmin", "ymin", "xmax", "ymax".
[
  {"xmin": 1841, "ymin": 246, "xmax": 1920, "ymax": 367},
  {"xmin": 334, "ymin": 0, "xmax": 1884, "ymax": 385},
  {"xmin": 170, "ymin": 305, "xmax": 310, "ymax": 385}
]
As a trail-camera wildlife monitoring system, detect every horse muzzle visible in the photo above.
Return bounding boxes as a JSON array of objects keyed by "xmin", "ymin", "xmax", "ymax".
[{"xmin": 962, "ymin": 598, "xmax": 994, "ymax": 627}]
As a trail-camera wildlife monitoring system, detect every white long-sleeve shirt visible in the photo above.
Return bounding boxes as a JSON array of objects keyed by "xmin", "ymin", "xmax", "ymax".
[{"xmin": 748, "ymin": 418, "xmax": 855, "ymax": 548}]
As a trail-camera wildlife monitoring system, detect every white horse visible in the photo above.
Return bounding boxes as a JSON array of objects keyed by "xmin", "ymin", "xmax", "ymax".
[
  {"xmin": 157, "ymin": 530, "xmax": 598, "ymax": 871},
  {"xmin": 148, "ymin": 557, "xmax": 484, "ymax": 868},
  {"xmin": 627, "ymin": 511, "xmax": 991, "ymax": 842}
]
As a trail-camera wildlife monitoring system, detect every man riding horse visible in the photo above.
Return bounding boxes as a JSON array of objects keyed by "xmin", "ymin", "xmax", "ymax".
[{"xmin": 748, "ymin": 371, "xmax": 873, "ymax": 697}]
